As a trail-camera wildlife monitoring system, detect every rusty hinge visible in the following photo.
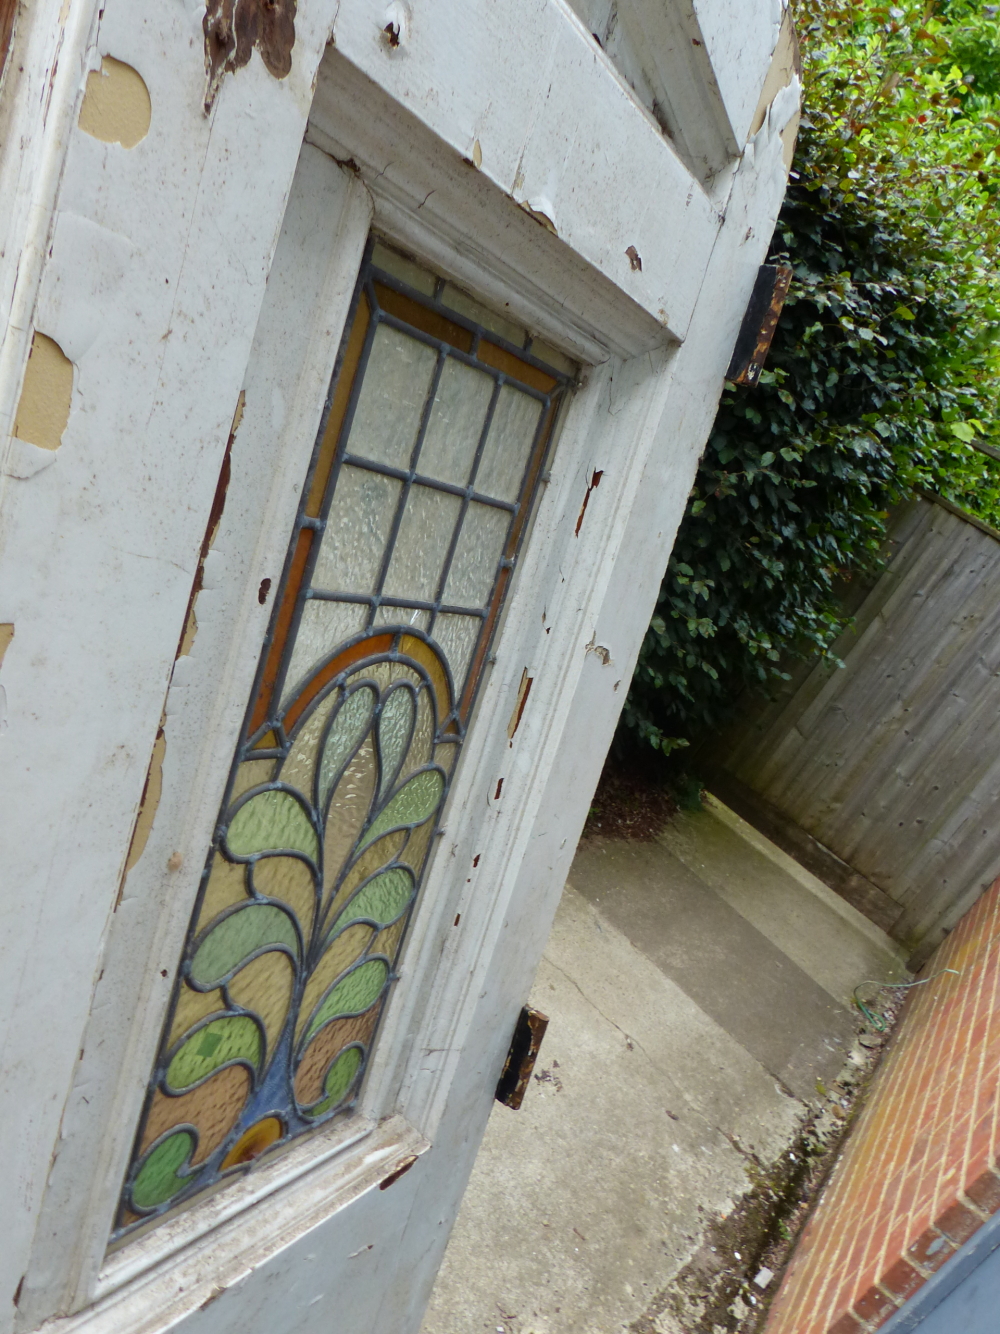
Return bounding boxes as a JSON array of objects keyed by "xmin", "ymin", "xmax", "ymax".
[
  {"xmin": 725, "ymin": 263, "xmax": 793, "ymax": 388},
  {"xmin": 495, "ymin": 1006, "xmax": 549, "ymax": 1110}
]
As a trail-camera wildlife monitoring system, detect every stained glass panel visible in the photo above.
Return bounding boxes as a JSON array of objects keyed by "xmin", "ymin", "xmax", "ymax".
[{"xmin": 114, "ymin": 241, "xmax": 573, "ymax": 1241}]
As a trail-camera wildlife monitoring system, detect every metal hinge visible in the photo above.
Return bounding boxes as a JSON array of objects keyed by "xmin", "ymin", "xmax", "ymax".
[
  {"xmin": 494, "ymin": 1005, "xmax": 549, "ymax": 1110},
  {"xmin": 726, "ymin": 263, "xmax": 793, "ymax": 388}
]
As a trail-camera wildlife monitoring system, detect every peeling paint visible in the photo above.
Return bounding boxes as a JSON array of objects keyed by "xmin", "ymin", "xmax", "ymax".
[
  {"xmin": 204, "ymin": 0, "xmax": 297, "ymax": 113},
  {"xmin": 12, "ymin": 333, "xmax": 73, "ymax": 451},
  {"xmin": 626, "ymin": 245, "xmax": 642, "ymax": 272},
  {"xmin": 0, "ymin": 624, "xmax": 12, "ymax": 669},
  {"xmin": 122, "ymin": 728, "xmax": 166, "ymax": 881},
  {"xmin": 585, "ymin": 634, "xmax": 612, "ymax": 666},
  {"xmin": 77, "ymin": 57, "xmax": 151, "ymax": 148},
  {"xmin": 519, "ymin": 198, "xmax": 558, "ymax": 234},
  {"xmin": 382, "ymin": 1, "xmax": 411, "ymax": 50},
  {"xmin": 574, "ymin": 468, "xmax": 604, "ymax": 536},
  {"xmin": 506, "ymin": 669, "xmax": 533, "ymax": 742},
  {"xmin": 748, "ymin": 9, "xmax": 799, "ymax": 139}
]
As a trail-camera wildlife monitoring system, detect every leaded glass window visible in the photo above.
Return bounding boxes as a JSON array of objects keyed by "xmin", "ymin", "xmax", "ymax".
[{"xmin": 114, "ymin": 241, "xmax": 573, "ymax": 1239}]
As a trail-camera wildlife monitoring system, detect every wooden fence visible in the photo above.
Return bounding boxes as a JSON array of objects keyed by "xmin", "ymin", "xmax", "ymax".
[{"xmin": 706, "ymin": 494, "xmax": 1000, "ymax": 965}]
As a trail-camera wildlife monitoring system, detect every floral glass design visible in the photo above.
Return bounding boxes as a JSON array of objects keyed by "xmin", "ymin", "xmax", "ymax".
[{"xmin": 114, "ymin": 241, "xmax": 573, "ymax": 1238}]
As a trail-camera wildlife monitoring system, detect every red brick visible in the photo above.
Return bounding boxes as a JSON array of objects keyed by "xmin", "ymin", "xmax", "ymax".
[
  {"xmin": 907, "ymin": 1226, "xmax": 956, "ymax": 1274},
  {"xmin": 935, "ymin": 1200, "xmax": 983, "ymax": 1247},
  {"xmin": 965, "ymin": 1169, "xmax": 1000, "ymax": 1216},
  {"xmin": 828, "ymin": 1311, "xmax": 865, "ymax": 1334},
  {"xmin": 852, "ymin": 1285, "xmax": 898, "ymax": 1324},
  {"xmin": 878, "ymin": 1257, "xmax": 925, "ymax": 1302}
]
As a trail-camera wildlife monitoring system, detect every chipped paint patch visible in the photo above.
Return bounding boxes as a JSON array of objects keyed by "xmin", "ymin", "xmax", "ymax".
[
  {"xmin": 507, "ymin": 669, "xmax": 534, "ymax": 741},
  {"xmin": 78, "ymin": 57, "xmax": 151, "ymax": 148},
  {"xmin": 0, "ymin": 625, "xmax": 13, "ymax": 669},
  {"xmin": 123, "ymin": 728, "xmax": 166, "ymax": 879},
  {"xmin": 12, "ymin": 333, "xmax": 73, "ymax": 451},
  {"xmin": 748, "ymin": 9, "xmax": 799, "ymax": 140},
  {"xmin": 204, "ymin": 0, "xmax": 297, "ymax": 112}
]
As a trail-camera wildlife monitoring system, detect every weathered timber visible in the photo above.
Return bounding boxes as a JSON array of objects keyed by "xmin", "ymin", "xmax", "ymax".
[{"xmin": 708, "ymin": 495, "xmax": 1000, "ymax": 961}]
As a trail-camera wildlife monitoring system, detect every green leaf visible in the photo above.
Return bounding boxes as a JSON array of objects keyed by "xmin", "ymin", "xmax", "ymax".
[
  {"xmin": 303, "ymin": 1047, "xmax": 364, "ymax": 1118},
  {"xmin": 226, "ymin": 790, "xmax": 318, "ymax": 862},
  {"xmin": 167, "ymin": 1016, "xmax": 262, "ymax": 1092},
  {"xmin": 131, "ymin": 1130, "xmax": 195, "ymax": 1210},
  {"xmin": 949, "ymin": 422, "xmax": 977, "ymax": 442},
  {"xmin": 358, "ymin": 769, "xmax": 443, "ymax": 852},
  {"xmin": 190, "ymin": 903, "xmax": 299, "ymax": 987},
  {"xmin": 303, "ymin": 959, "xmax": 389, "ymax": 1043},
  {"xmin": 328, "ymin": 867, "xmax": 414, "ymax": 939}
]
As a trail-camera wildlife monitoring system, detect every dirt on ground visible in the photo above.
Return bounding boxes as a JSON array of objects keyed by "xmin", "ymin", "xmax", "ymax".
[{"xmin": 581, "ymin": 753, "xmax": 684, "ymax": 841}]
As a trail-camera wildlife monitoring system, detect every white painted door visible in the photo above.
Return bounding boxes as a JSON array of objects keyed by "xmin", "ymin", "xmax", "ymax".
[{"xmin": 0, "ymin": 3, "xmax": 798, "ymax": 1333}]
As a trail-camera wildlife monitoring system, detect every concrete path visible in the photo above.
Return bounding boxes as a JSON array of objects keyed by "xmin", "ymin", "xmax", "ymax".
[{"xmin": 421, "ymin": 797, "xmax": 907, "ymax": 1334}]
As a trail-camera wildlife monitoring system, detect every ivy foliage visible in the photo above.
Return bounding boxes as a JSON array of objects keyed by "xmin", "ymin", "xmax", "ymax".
[{"xmin": 621, "ymin": 0, "xmax": 1000, "ymax": 754}]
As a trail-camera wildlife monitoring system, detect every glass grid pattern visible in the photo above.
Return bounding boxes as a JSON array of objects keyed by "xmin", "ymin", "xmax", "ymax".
[{"xmin": 112, "ymin": 242, "xmax": 572, "ymax": 1241}]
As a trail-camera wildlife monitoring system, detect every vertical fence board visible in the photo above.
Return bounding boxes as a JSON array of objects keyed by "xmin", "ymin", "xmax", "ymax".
[{"xmin": 709, "ymin": 495, "xmax": 1000, "ymax": 957}]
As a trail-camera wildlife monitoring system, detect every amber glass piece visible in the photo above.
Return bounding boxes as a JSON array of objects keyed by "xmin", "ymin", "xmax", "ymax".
[
  {"xmin": 196, "ymin": 856, "xmax": 249, "ymax": 936},
  {"xmin": 141, "ymin": 1064, "xmax": 252, "ymax": 1165},
  {"xmin": 168, "ymin": 983, "xmax": 226, "ymax": 1049},
  {"xmin": 294, "ymin": 1006, "xmax": 381, "ymax": 1107},
  {"xmin": 399, "ymin": 634, "xmax": 452, "ymax": 721},
  {"xmin": 477, "ymin": 339, "xmax": 557, "ymax": 393},
  {"xmin": 295, "ymin": 922, "xmax": 376, "ymax": 1042},
  {"xmin": 252, "ymin": 854, "xmax": 317, "ymax": 943},
  {"xmin": 226, "ymin": 950, "xmax": 296, "ymax": 1059},
  {"xmin": 250, "ymin": 529, "xmax": 314, "ymax": 736},
  {"xmin": 375, "ymin": 284, "xmax": 473, "ymax": 354},
  {"xmin": 306, "ymin": 293, "xmax": 372, "ymax": 518},
  {"xmin": 220, "ymin": 1117, "xmax": 284, "ymax": 1169}
]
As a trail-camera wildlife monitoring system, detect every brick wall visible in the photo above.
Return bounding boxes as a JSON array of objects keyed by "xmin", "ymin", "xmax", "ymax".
[{"xmin": 763, "ymin": 876, "xmax": 1000, "ymax": 1334}]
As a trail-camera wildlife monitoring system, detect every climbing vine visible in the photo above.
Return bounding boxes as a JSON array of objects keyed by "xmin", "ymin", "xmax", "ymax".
[{"xmin": 621, "ymin": 0, "xmax": 1000, "ymax": 754}]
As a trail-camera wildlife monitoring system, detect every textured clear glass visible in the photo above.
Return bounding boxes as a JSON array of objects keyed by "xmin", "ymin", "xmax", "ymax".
[
  {"xmin": 474, "ymin": 384, "xmax": 542, "ymax": 501},
  {"xmin": 282, "ymin": 601, "xmax": 368, "ymax": 706},
  {"xmin": 347, "ymin": 325, "xmax": 438, "ymax": 470},
  {"xmin": 433, "ymin": 614, "xmax": 482, "ymax": 691},
  {"xmin": 418, "ymin": 358, "xmax": 494, "ymax": 487},
  {"xmin": 445, "ymin": 503, "xmax": 511, "ymax": 608},
  {"xmin": 312, "ymin": 465, "xmax": 402, "ymax": 593},
  {"xmin": 373, "ymin": 605, "xmax": 430, "ymax": 632},
  {"xmin": 370, "ymin": 243, "xmax": 436, "ymax": 296},
  {"xmin": 440, "ymin": 283, "xmax": 526, "ymax": 347},
  {"xmin": 382, "ymin": 484, "xmax": 462, "ymax": 604}
]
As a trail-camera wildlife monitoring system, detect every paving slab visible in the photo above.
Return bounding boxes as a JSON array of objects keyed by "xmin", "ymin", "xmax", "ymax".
[
  {"xmin": 570, "ymin": 836, "xmax": 855, "ymax": 1102},
  {"xmin": 420, "ymin": 887, "xmax": 803, "ymax": 1334},
  {"xmin": 662, "ymin": 797, "xmax": 909, "ymax": 1004},
  {"xmin": 422, "ymin": 799, "xmax": 905, "ymax": 1334}
]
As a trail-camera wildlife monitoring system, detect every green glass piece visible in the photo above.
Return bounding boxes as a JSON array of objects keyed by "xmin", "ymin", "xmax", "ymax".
[
  {"xmin": 319, "ymin": 686, "xmax": 377, "ymax": 811},
  {"xmin": 377, "ymin": 689, "xmax": 415, "ymax": 798},
  {"xmin": 190, "ymin": 904, "xmax": 299, "ymax": 987},
  {"xmin": 304, "ymin": 959, "xmax": 388, "ymax": 1043},
  {"xmin": 357, "ymin": 769, "xmax": 444, "ymax": 852},
  {"xmin": 131, "ymin": 1130, "xmax": 195, "ymax": 1210},
  {"xmin": 305, "ymin": 1047, "xmax": 364, "ymax": 1118},
  {"xmin": 330, "ymin": 867, "xmax": 414, "ymax": 939},
  {"xmin": 167, "ymin": 1016, "xmax": 262, "ymax": 1092},
  {"xmin": 225, "ymin": 790, "xmax": 318, "ymax": 862}
]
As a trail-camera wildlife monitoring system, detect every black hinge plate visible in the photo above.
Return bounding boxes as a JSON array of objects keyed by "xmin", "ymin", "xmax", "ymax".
[
  {"xmin": 495, "ymin": 1006, "xmax": 549, "ymax": 1110},
  {"xmin": 726, "ymin": 263, "xmax": 793, "ymax": 387}
]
